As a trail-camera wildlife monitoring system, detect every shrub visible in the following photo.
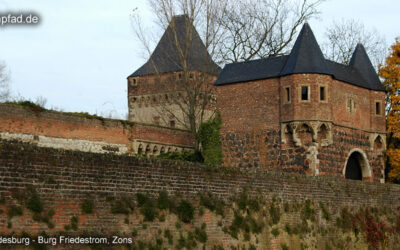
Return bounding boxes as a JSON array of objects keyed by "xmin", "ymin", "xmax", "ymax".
[
  {"xmin": 176, "ymin": 200, "xmax": 194, "ymax": 223},
  {"xmin": 200, "ymin": 192, "xmax": 225, "ymax": 216},
  {"xmin": 269, "ymin": 201, "xmax": 281, "ymax": 225},
  {"xmin": 271, "ymin": 227, "xmax": 280, "ymax": 237},
  {"xmin": 194, "ymin": 224, "xmax": 208, "ymax": 243},
  {"xmin": 280, "ymin": 243, "xmax": 289, "ymax": 250},
  {"xmin": 8, "ymin": 205, "xmax": 23, "ymax": 218},
  {"xmin": 157, "ymin": 190, "xmax": 170, "ymax": 210},
  {"xmin": 71, "ymin": 216, "xmax": 79, "ymax": 231},
  {"xmin": 301, "ymin": 199, "xmax": 315, "ymax": 222},
  {"xmin": 111, "ymin": 196, "xmax": 134, "ymax": 215},
  {"xmin": 26, "ymin": 193, "xmax": 43, "ymax": 213},
  {"xmin": 81, "ymin": 199, "xmax": 95, "ymax": 214},
  {"xmin": 157, "ymin": 150, "xmax": 203, "ymax": 163}
]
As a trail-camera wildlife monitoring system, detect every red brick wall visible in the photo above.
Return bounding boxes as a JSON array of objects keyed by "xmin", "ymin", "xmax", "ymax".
[
  {"xmin": 216, "ymin": 74, "xmax": 386, "ymax": 181},
  {"xmin": 0, "ymin": 140, "xmax": 398, "ymax": 248},
  {"xmin": 216, "ymin": 78, "xmax": 281, "ymax": 133},
  {"xmin": 0, "ymin": 104, "xmax": 193, "ymax": 150}
]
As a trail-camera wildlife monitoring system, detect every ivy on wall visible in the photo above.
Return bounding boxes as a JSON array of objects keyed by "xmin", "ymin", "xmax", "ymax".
[{"xmin": 198, "ymin": 113, "xmax": 222, "ymax": 165}]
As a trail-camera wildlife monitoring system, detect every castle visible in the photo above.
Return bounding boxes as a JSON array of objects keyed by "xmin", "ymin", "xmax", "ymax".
[
  {"xmin": 127, "ymin": 17, "xmax": 386, "ymax": 182},
  {"xmin": 0, "ymin": 16, "xmax": 386, "ymax": 183}
]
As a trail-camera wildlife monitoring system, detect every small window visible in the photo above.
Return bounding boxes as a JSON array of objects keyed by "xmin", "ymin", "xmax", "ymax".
[
  {"xmin": 170, "ymin": 120, "xmax": 175, "ymax": 128},
  {"xmin": 347, "ymin": 97, "xmax": 356, "ymax": 113},
  {"xmin": 375, "ymin": 102, "xmax": 381, "ymax": 115},
  {"xmin": 320, "ymin": 86, "xmax": 326, "ymax": 101},
  {"xmin": 131, "ymin": 78, "xmax": 137, "ymax": 86},
  {"xmin": 189, "ymin": 73, "xmax": 194, "ymax": 79},
  {"xmin": 284, "ymin": 87, "xmax": 290, "ymax": 103},
  {"xmin": 301, "ymin": 86, "xmax": 309, "ymax": 101},
  {"xmin": 178, "ymin": 73, "xmax": 182, "ymax": 80}
]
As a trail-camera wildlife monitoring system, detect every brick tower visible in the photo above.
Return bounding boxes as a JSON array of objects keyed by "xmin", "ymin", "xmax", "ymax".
[{"xmin": 215, "ymin": 23, "xmax": 386, "ymax": 182}]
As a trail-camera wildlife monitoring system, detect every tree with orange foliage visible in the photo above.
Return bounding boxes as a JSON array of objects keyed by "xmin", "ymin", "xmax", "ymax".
[{"xmin": 379, "ymin": 39, "xmax": 400, "ymax": 183}]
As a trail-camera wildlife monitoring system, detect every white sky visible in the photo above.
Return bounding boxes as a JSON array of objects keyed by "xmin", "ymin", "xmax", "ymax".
[{"xmin": 0, "ymin": 0, "xmax": 399, "ymax": 118}]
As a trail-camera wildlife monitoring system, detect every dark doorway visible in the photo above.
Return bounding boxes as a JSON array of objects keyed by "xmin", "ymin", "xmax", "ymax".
[{"xmin": 345, "ymin": 152, "xmax": 363, "ymax": 180}]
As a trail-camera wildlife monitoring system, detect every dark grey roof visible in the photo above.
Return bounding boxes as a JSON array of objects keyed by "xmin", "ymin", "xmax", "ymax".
[
  {"xmin": 214, "ymin": 24, "xmax": 384, "ymax": 92},
  {"xmin": 281, "ymin": 23, "xmax": 330, "ymax": 76},
  {"xmin": 349, "ymin": 44, "xmax": 384, "ymax": 91},
  {"xmin": 129, "ymin": 15, "xmax": 220, "ymax": 77}
]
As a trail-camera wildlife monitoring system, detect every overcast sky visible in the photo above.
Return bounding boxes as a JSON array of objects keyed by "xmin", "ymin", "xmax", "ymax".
[{"xmin": 0, "ymin": 0, "xmax": 399, "ymax": 119}]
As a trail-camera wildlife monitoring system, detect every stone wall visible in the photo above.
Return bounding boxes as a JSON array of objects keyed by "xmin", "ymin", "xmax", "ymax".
[
  {"xmin": 0, "ymin": 140, "xmax": 399, "ymax": 249},
  {"xmin": 0, "ymin": 103, "xmax": 193, "ymax": 155}
]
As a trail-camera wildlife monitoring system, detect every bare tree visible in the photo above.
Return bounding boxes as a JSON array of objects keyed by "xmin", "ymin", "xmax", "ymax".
[
  {"xmin": 131, "ymin": 0, "xmax": 224, "ymax": 151},
  {"xmin": 0, "ymin": 62, "xmax": 10, "ymax": 102},
  {"xmin": 130, "ymin": 0, "xmax": 323, "ymax": 151},
  {"xmin": 322, "ymin": 19, "xmax": 387, "ymax": 69},
  {"xmin": 215, "ymin": 0, "xmax": 324, "ymax": 63}
]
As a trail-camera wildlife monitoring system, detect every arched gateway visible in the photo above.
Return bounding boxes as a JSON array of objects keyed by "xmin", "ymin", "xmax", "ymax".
[{"xmin": 343, "ymin": 149, "xmax": 371, "ymax": 181}]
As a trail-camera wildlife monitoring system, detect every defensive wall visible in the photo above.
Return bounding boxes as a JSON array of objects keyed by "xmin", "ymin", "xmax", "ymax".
[
  {"xmin": 0, "ymin": 139, "xmax": 399, "ymax": 249},
  {"xmin": 0, "ymin": 103, "xmax": 193, "ymax": 156}
]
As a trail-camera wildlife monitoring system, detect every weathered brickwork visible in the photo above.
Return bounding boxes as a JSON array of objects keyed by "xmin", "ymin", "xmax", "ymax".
[
  {"xmin": 0, "ymin": 103, "xmax": 193, "ymax": 155},
  {"xmin": 216, "ymin": 73, "xmax": 386, "ymax": 182},
  {"xmin": 127, "ymin": 71, "xmax": 218, "ymax": 129},
  {"xmin": 0, "ymin": 140, "xmax": 399, "ymax": 249}
]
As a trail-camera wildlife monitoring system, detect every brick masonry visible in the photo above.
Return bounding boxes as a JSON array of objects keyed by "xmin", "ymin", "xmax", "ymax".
[
  {"xmin": 216, "ymin": 73, "xmax": 386, "ymax": 182},
  {"xmin": 0, "ymin": 140, "xmax": 399, "ymax": 248},
  {"xmin": 0, "ymin": 103, "xmax": 193, "ymax": 155}
]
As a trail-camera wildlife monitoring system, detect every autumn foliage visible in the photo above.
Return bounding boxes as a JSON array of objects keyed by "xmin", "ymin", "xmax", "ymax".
[{"xmin": 379, "ymin": 39, "xmax": 400, "ymax": 183}]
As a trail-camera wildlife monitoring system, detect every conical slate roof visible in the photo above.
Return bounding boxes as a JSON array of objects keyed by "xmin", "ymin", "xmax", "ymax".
[
  {"xmin": 129, "ymin": 15, "xmax": 220, "ymax": 77},
  {"xmin": 215, "ymin": 23, "xmax": 384, "ymax": 92},
  {"xmin": 280, "ymin": 23, "xmax": 330, "ymax": 76},
  {"xmin": 349, "ymin": 44, "xmax": 384, "ymax": 91}
]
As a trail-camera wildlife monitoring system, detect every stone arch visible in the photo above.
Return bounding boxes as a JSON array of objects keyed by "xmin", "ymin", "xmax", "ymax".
[
  {"xmin": 282, "ymin": 124, "xmax": 294, "ymax": 146},
  {"xmin": 153, "ymin": 145, "xmax": 158, "ymax": 154},
  {"xmin": 137, "ymin": 144, "xmax": 143, "ymax": 155},
  {"xmin": 373, "ymin": 135, "xmax": 384, "ymax": 150},
  {"xmin": 296, "ymin": 123, "xmax": 313, "ymax": 145},
  {"xmin": 167, "ymin": 147, "xmax": 172, "ymax": 153},
  {"xmin": 145, "ymin": 144, "xmax": 151, "ymax": 155},
  {"xmin": 342, "ymin": 148, "xmax": 371, "ymax": 181},
  {"xmin": 317, "ymin": 123, "xmax": 328, "ymax": 141},
  {"xmin": 160, "ymin": 146, "xmax": 165, "ymax": 154}
]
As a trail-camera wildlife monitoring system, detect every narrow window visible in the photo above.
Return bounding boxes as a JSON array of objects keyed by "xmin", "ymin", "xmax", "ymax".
[
  {"xmin": 376, "ymin": 102, "xmax": 381, "ymax": 115},
  {"xmin": 347, "ymin": 98, "xmax": 355, "ymax": 113},
  {"xmin": 320, "ymin": 86, "xmax": 326, "ymax": 101},
  {"xmin": 170, "ymin": 120, "xmax": 175, "ymax": 128},
  {"xmin": 285, "ymin": 87, "xmax": 290, "ymax": 103},
  {"xmin": 301, "ymin": 86, "xmax": 309, "ymax": 101},
  {"xmin": 189, "ymin": 73, "xmax": 194, "ymax": 79},
  {"xmin": 178, "ymin": 73, "xmax": 182, "ymax": 80}
]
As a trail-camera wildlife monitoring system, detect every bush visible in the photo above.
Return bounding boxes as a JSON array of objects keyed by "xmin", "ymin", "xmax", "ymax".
[
  {"xmin": 157, "ymin": 190, "xmax": 170, "ymax": 210},
  {"xmin": 176, "ymin": 200, "xmax": 194, "ymax": 223},
  {"xmin": 8, "ymin": 205, "xmax": 23, "ymax": 218},
  {"xmin": 157, "ymin": 150, "xmax": 203, "ymax": 163},
  {"xmin": 111, "ymin": 196, "xmax": 134, "ymax": 215},
  {"xmin": 81, "ymin": 199, "xmax": 95, "ymax": 214},
  {"xmin": 200, "ymin": 192, "xmax": 225, "ymax": 216},
  {"xmin": 271, "ymin": 227, "xmax": 280, "ymax": 237},
  {"xmin": 269, "ymin": 201, "xmax": 281, "ymax": 225},
  {"xmin": 26, "ymin": 193, "xmax": 43, "ymax": 213}
]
